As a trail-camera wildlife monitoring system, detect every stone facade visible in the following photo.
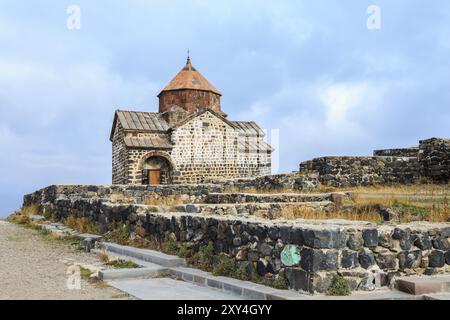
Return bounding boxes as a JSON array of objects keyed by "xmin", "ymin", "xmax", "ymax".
[
  {"xmin": 299, "ymin": 138, "xmax": 450, "ymax": 187},
  {"xmin": 111, "ymin": 58, "xmax": 272, "ymax": 185}
]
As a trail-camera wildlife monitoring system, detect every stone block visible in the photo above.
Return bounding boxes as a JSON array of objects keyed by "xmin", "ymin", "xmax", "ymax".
[
  {"xmin": 359, "ymin": 249, "xmax": 376, "ymax": 269},
  {"xmin": 341, "ymin": 250, "xmax": 359, "ymax": 269},
  {"xmin": 398, "ymin": 251, "xmax": 422, "ymax": 270},
  {"xmin": 362, "ymin": 229, "xmax": 378, "ymax": 247},
  {"xmin": 303, "ymin": 228, "xmax": 346, "ymax": 249},
  {"xmin": 429, "ymin": 251, "xmax": 445, "ymax": 268}
]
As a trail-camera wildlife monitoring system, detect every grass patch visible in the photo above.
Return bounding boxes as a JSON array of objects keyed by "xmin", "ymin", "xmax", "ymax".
[
  {"xmin": 65, "ymin": 215, "xmax": 99, "ymax": 235},
  {"xmin": 188, "ymin": 242, "xmax": 214, "ymax": 272},
  {"xmin": 79, "ymin": 266, "xmax": 93, "ymax": 278},
  {"xmin": 7, "ymin": 204, "xmax": 42, "ymax": 225},
  {"xmin": 327, "ymin": 275, "xmax": 351, "ymax": 296},
  {"xmin": 110, "ymin": 260, "xmax": 139, "ymax": 269},
  {"xmin": 279, "ymin": 205, "xmax": 382, "ymax": 222},
  {"xmin": 212, "ymin": 256, "xmax": 236, "ymax": 277},
  {"xmin": 108, "ymin": 225, "xmax": 131, "ymax": 245},
  {"xmin": 160, "ymin": 237, "xmax": 179, "ymax": 255}
]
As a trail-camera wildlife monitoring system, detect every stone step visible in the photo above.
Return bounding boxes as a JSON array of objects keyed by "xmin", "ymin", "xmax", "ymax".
[
  {"xmin": 166, "ymin": 201, "xmax": 336, "ymax": 217},
  {"xmin": 205, "ymin": 192, "xmax": 350, "ymax": 204},
  {"xmin": 99, "ymin": 242, "xmax": 306, "ymax": 300},
  {"xmin": 423, "ymin": 293, "xmax": 450, "ymax": 300},
  {"xmin": 168, "ymin": 267, "xmax": 306, "ymax": 300},
  {"xmin": 396, "ymin": 275, "xmax": 450, "ymax": 295},
  {"xmin": 106, "ymin": 278, "xmax": 244, "ymax": 300},
  {"xmin": 99, "ymin": 242, "xmax": 186, "ymax": 268},
  {"xmin": 99, "ymin": 265, "xmax": 169, "ymax": 281}
]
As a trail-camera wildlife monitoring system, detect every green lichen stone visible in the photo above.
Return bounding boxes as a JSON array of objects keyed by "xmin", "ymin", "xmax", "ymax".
[{"xmin": 281, "ymin": 245, "xmax": 301, "ymax": 267}]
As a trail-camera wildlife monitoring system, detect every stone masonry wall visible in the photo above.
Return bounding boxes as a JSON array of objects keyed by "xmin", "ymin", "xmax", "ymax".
[
  {"xmin": 299, "ymin": 156, "xmax": 420, "ymax": 187},
  {"xmin": 299, "ymin": 138, "xmax": 449, "ymax": 187},
  {"xmin": 112, "ymin": 122, "xmax": 128, "ymax": 185},
  {"xmin": 23, "ymin": 185, "xmax": 450, "ymax": 294},
  {"xmin": 373, "ymin": 147, "xmax": 419, "ymax": 157},
  {"xmin": 419, "ymin": 138, "xmax": 450, "ymax": 183},
  {"xmin": 170, "ymin": 111, "xmax": 271, "ymax": 183}
]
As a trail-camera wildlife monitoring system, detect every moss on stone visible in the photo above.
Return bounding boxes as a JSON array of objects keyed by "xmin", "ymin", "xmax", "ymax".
[{"xmin": 327, "ymin": 275, "xmax": 351, "ymax": 296}]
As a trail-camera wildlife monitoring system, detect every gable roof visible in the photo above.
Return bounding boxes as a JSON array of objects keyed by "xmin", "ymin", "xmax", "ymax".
[
  {"xmin": 171, "ymin": 108, "xmax": 236, "ymax": 130},
  {"xmin": 124, "ymin": 136, "xmax": 172, "ymax": 150},
  {"xmin": 158, "ymin": 58, "xmax": 221, "ymax": 96},
  {"xmin": 110, "ymin": 110, "xmax": 169, "ymax": 141}
]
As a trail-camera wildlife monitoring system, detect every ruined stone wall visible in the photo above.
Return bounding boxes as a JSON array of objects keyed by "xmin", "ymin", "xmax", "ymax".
[
  {"xmin": 24, "ymin": 186, "xmax": 450, "ymax": 294},
  {"xmin": 419, "ymin": 138, "xmax": 450, "ymax": 183},
  {"xmin": 112, "ymin": 122, "xmax": 128, "ymax": 185},
  {"xmin": 373, "ymin": 147, "xmax": 419, "ymax": 157},
  {"xmin": 299, "ymin": 138, "xmax": 449, "ymax": 187},
  {"xmin": 299, "ymin": 156, "xmax": 420, "ymax": 187}
]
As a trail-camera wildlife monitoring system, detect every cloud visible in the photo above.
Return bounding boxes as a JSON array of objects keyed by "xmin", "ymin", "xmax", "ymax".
[{"xmin": 0, "ymin": 0, "xmax": 450, "ymax": 216}]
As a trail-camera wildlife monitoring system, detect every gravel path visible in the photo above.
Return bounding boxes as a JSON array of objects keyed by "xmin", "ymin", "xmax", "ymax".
[{"xmin": 0, "ymin": 220, "xmax": 132, "ymax": 300}]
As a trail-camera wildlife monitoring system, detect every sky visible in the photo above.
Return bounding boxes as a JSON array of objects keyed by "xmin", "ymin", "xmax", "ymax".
[{"xmin": 0, "ymin": 0, "xmax": 449, "ymax": 216}]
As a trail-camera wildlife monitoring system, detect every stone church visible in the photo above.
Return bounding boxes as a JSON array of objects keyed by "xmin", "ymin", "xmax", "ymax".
[{"xmin": 110, "ymin": 57, "xmax": 273, "ymax": 185}]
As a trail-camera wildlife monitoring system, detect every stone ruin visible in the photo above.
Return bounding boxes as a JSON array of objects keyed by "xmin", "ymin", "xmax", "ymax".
[
  {"xmin": 20, "ymin": 137, "xmax": 449, "ymax": 294},
  {"xmin": 299, "ymin": 137, "xmax": 450, "ymax": 187}
]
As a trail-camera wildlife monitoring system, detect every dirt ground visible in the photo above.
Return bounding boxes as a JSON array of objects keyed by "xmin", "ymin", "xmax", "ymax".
[{"xmin": 0, "ymin": 220, "xmax": 132, "ymax": 300}]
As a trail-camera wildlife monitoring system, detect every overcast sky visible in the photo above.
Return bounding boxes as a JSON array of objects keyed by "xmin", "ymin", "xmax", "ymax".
[{"xmin": 1, "ymin": 0, "xmax": 449, "ymax": 216}]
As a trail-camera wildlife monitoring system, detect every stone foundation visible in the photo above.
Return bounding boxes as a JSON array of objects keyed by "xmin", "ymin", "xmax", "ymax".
[{"xmin": 23, "ymin": 185, "xmax": 450, "ymax": 294}]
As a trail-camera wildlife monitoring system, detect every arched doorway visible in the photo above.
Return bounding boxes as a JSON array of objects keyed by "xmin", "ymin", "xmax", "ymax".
[{"xmin": 141, "ymin": 153, "xmax": 174, "ymax": 185}]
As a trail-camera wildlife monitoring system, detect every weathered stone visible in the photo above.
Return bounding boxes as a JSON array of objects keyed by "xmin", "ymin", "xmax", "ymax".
[
  {"xmin": 414, "ymin": 233, "xmax": 432, "ymax": 250},
  {"xmin": 300, "ymin": 248, "xmax": 337, "ymax": 271},
  {"xmin": 398, "ymin": 251, "xmax": 422, "ymax": 270},
  {"xmin": 320, "ymin": 251, "xmax": 339, "ymax": 271},
  {"xmin": 378, "ymin": 232, "xmax": 392, "ymax": 249},
  {"xmin": 359, "ymin": 249, "xmax": 376, "ymax": 269},
  {"xmin": 362, "ymin": 229, "xmax": 378, "ymax": 247},
  {"xmin": 392, "ymin": 228, "xmax": 411, "ymax": 241},
  {"xmin": 303, "ymin": 228, "xmax": 346, "ymax": 249},
  {"xmin": 432, "ymin": 237, "xmax": 450, "ymax": 251},
  {"xmin": 232, "ymin": 237, "xmax": 242, "ymax": 247},
  {"xmin": 347, "ymin": 232, "xmax": 364, "ymax": 251},
  {"xmin": 247, "ymin": 251, "xmax": 259, "ymax": 262},
  {"xmin": 285, "ymin": 268, "xmax": 314, "ymax": 293},
  {"xmin": 235, "ymin": 249, "xmax": 247, "ymax": 261},
  {"xmin": 341, "ymin": 250, "xmax": 359, "ymax": 269},
  {"xmin": 290, "ymin": 228, "xmax": 304, "ymax": 245},
  {"xmin": 375, "ymin": 252, "xmax": 398, "ymax": 270},
  {"xmin": 428, "ymin": 251, "xmax": 445, "ymax": 268},
  {"xmin": 259, "ymin": 243, "xmax": 274, "ymax": 256},
  {"xmin": 444, "ymin": 251, "xmax": 450, "ymax": 265},
  {"xmin": 256, "ymin": 259, "xmax": 268, "ymax": 276},
  {"xmin": 280, "ymin": 245, "xmax": 301, "ymax": 267}
]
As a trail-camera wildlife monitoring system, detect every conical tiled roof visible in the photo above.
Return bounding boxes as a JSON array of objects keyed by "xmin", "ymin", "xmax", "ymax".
[{"xmin": 158, "ymin": 57, "xmax": 222, "ymax": 96}]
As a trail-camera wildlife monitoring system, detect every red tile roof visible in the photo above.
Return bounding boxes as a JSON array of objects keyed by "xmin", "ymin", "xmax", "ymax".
[{"xmin": 158, "ymin": 58, "xmax": 221, "ymax": 96}]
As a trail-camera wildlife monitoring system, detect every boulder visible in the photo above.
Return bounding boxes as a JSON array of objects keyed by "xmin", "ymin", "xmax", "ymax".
[{"xmin": 429, "ymin": 251, "xmax": 445, "ymax": 268}]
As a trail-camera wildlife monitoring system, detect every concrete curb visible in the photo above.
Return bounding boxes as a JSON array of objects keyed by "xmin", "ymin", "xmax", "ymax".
[
  {"xmin": 99, "ymin": 266, "xmax": 169, "ymax": 281},
  {"xmin": 99, "ymin": 242, "xmax": 186, "ymax": 268}
]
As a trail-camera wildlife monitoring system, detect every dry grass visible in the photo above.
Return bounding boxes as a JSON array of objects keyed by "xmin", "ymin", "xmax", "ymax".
[
  {"xmin": 143, "ymin": 195, "xmax": 185, "ymax": 206},
  {"xmin": 7, "ymin": 205, "xmax": 42, "ymax": 225},
  {"xmin": 279, "ymin": 206, "xmax": 382, "ymax": 222},
  {"xmin": 278, "ymin": 184, "xmax": 449, "ymax": 223},
  {"xmin": 65, "ymin": 216, "xmax": 100, "ymax": 235},
  {"xmin": 351, "ymin": 184, "xmax": 449, "ymax": 223}
]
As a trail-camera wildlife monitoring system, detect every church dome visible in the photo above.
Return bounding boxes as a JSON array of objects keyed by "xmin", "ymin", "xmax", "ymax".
[
  {"xmin": 158, "ymin": 57, "xmax": 223, "ymax": 115},
  {"xmin": 158, "ymin": 57, "xmax": 221, "ymax": 97}
]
